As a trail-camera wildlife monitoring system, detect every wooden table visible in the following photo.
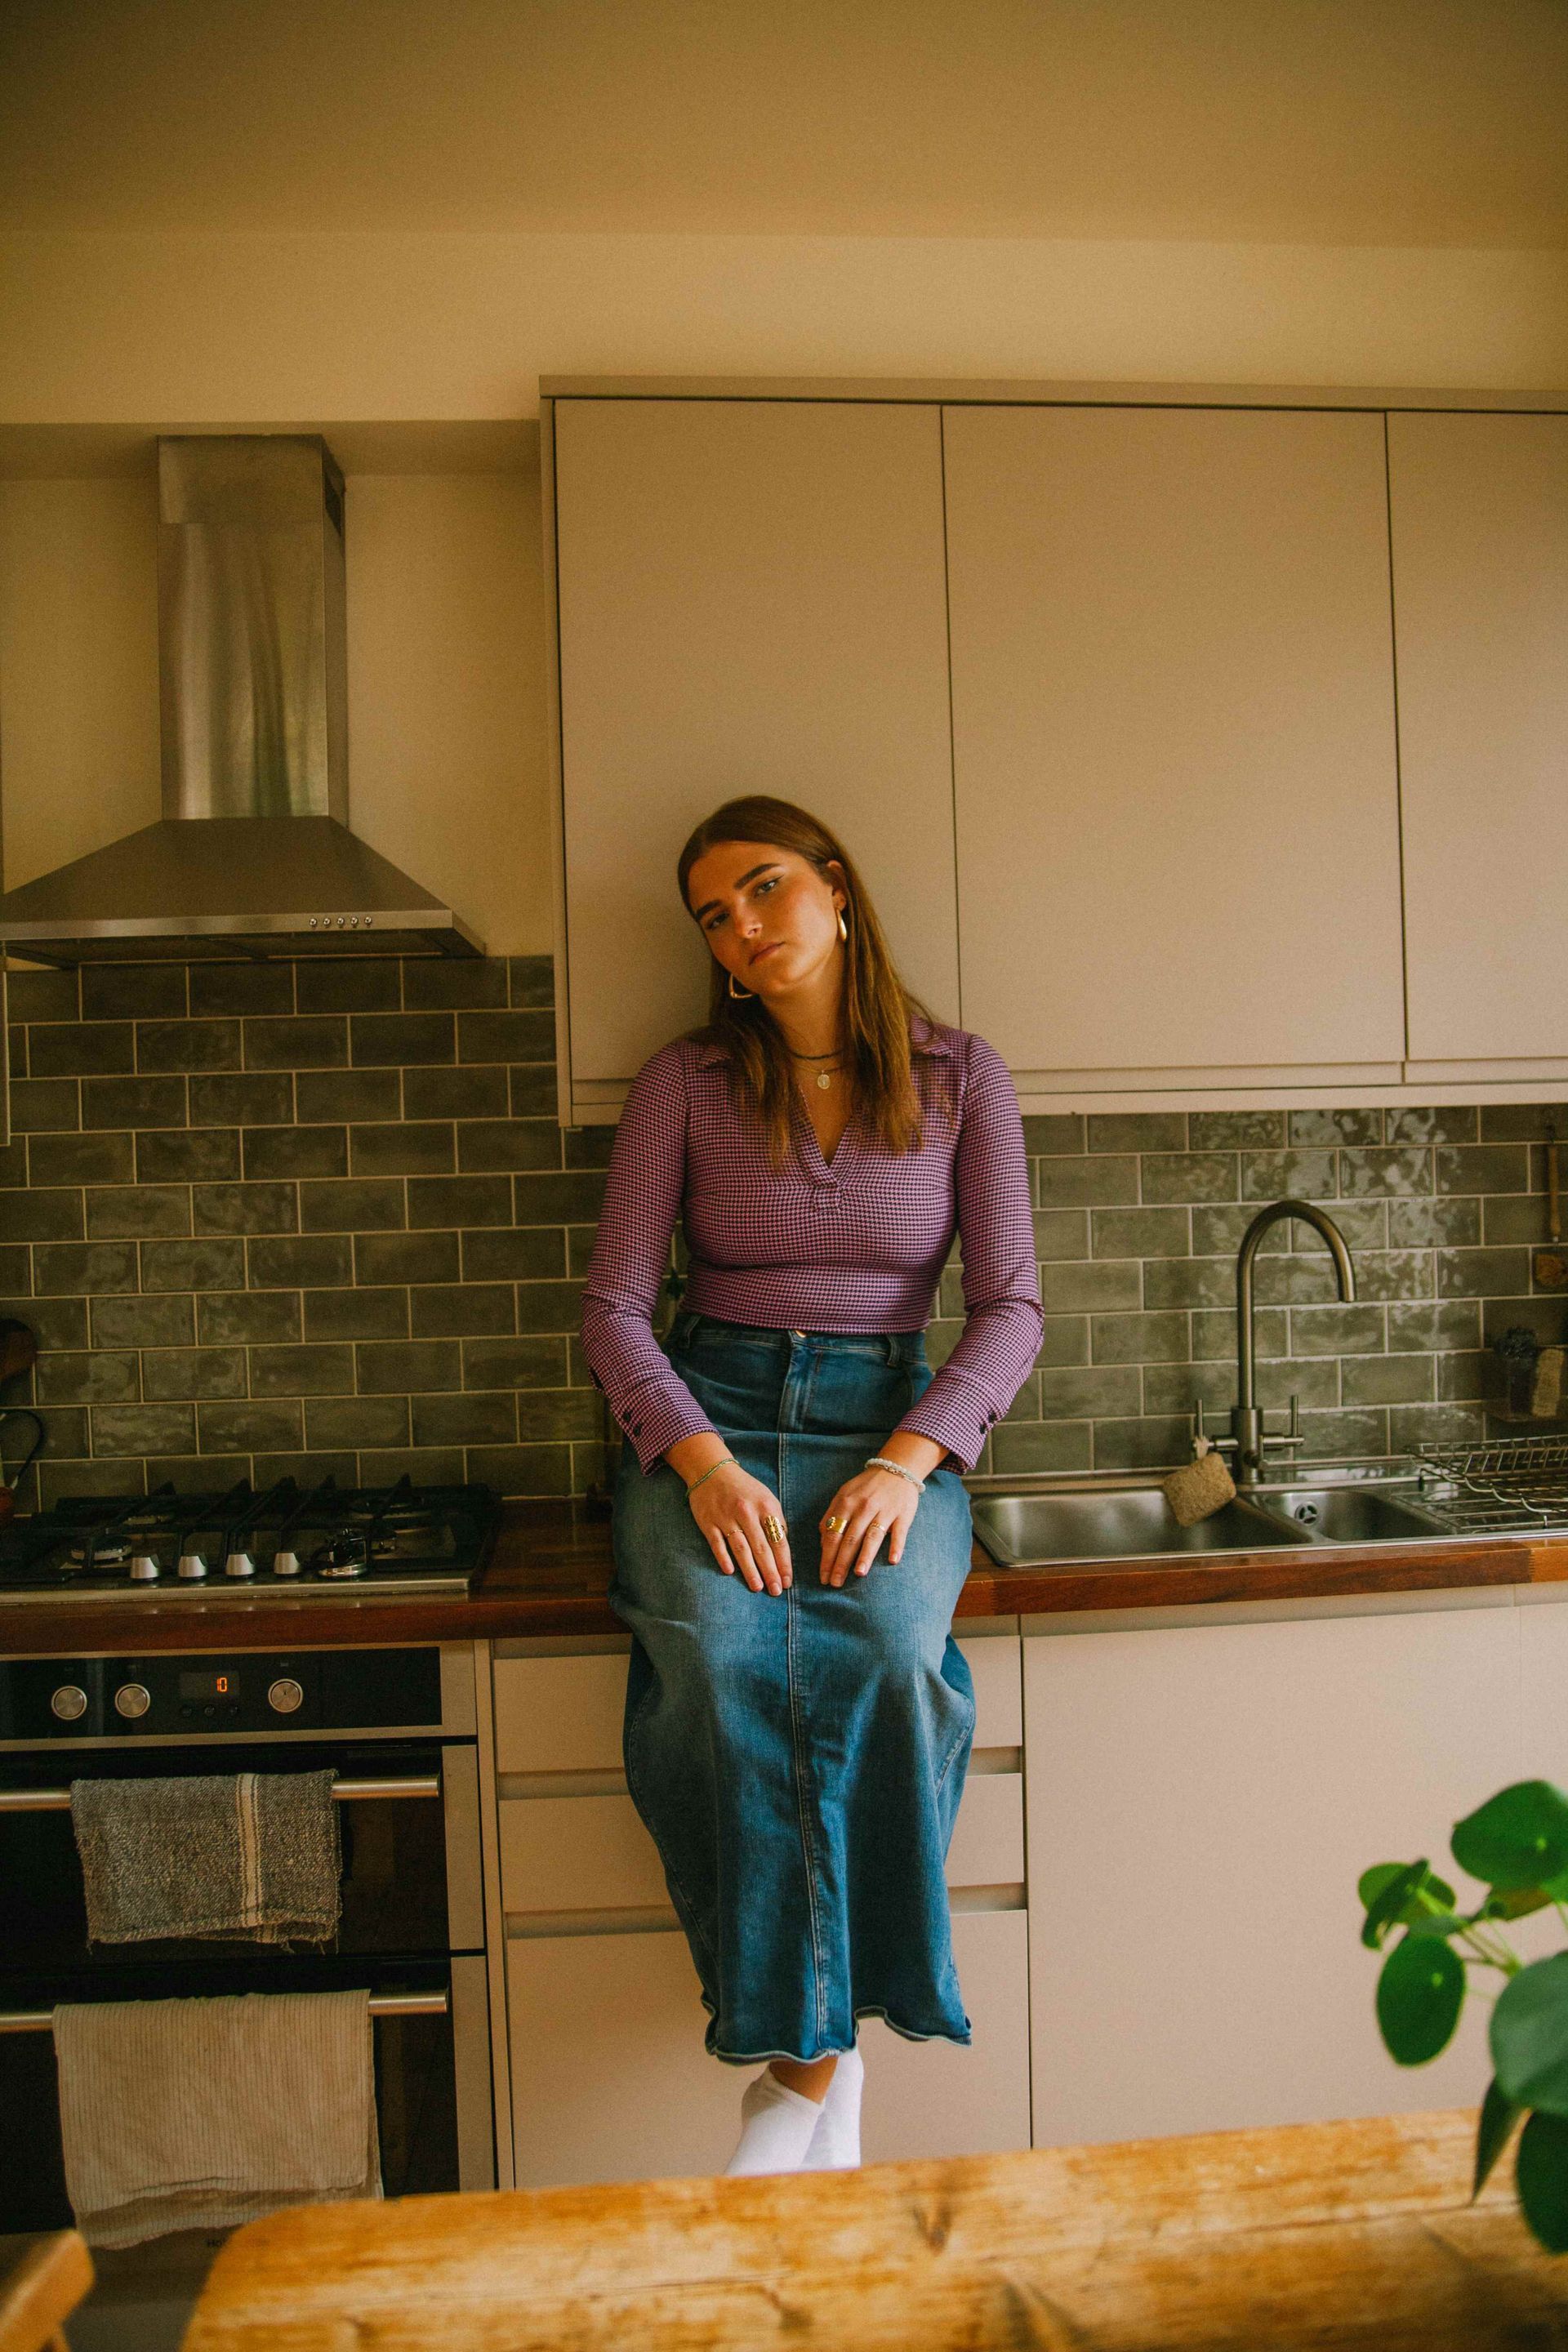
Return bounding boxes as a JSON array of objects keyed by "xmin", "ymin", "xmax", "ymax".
[{"xmin": 183, "ymin": 2107, "xmax": 1566, "ymax": 2350}]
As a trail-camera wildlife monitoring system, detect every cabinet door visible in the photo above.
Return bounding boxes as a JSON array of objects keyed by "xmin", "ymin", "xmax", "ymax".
[
  {"xmin": 552, "ymin": 399, "xmax": 958, "ymax": 1106},
  {"xmin": 1521, "ymin": 1595, "xmax": 1568, "ymax": 1784},
  {"xmin": 1388, "ymin": 412, "xmax": 1568, "ymax": 1067},
  {"xmin": 942, "ymin": 406, "xmax": 1405, "ymax": 1084},
  {"xmin": 507, "ymin": 1910, "xmax": 1028, "ymax": 2188},
  {"xmin": 1023, "ymin": 1602, "xmax": 1519, "ymax": 2147}
]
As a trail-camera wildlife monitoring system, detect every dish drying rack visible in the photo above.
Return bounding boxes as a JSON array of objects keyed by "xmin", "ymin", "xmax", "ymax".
[{"xmin": 1415, "ymin": 1433, "xmax": 1568, "ymax": 1534}]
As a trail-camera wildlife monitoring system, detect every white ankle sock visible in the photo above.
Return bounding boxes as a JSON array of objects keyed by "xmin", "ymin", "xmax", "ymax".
[
  {"xmin": 723, "ymin": 2067, "xmax": 826, "ymax": 2176},
  {"xmin": 803, "ymin": 2045, "xmax": 864, "ymax": 2170}
]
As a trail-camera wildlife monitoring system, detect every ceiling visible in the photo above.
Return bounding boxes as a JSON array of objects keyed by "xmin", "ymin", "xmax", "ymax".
[{"xmin": 1, "ymin": 0, "xmax": 1564, "ymax": 249}]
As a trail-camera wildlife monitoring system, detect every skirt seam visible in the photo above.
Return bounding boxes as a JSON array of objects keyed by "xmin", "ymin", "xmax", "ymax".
[{"xmin": 783, "ymin": 1465, "xmax": 830, "ymax": 2051}]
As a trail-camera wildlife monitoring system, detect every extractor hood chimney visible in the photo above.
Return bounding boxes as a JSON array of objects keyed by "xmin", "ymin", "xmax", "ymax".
[{"xmin": 0, "ymin": 435, "xmax": 483, "ymax": 964}]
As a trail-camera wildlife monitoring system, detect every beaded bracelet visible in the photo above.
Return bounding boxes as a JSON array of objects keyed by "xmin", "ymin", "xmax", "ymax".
[
  {"xmin": 864, "ymin": 1454, "xmax": 926, "ymax": 1493},
  {"xmin": 684, "ymin": 1454, "xmax": 738, "ymax": 1497}
]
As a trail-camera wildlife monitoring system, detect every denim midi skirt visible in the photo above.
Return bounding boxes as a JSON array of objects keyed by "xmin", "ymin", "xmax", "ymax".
[{"xmin": 608, "ymin": 1309, "xmax": 977, "ymax": 2065}]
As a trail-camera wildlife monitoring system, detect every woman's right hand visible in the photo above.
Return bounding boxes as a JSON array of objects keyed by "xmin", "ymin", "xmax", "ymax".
[{"xmin": 685, "ymin": 1461, "xmax": 792, "ymax": 1595}]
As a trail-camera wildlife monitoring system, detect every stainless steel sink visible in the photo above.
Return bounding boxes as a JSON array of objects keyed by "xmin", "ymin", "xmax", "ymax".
[
  {"xmin": 1248, "ymin": 1486, "xmax": 1449, "ymax": 1544},
  {"xmin": 971, "ymin": 1486, "xmax": 1312, "ymax": 1568}
]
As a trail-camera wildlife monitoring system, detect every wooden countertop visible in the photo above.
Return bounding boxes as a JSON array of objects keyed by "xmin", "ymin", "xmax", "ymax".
[
  {"xmin": 184, "ymin": 2105, "xmax": 1563, "ymax": 2350},
  {"xmin": 1, "ymin": 1498, "xmax": 1565, "ymax": 1655}
]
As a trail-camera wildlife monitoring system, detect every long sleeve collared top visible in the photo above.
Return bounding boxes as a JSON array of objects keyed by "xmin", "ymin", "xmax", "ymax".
[{"xmin": 579, "ymin": 1018, "xmax": 1042, "ymax": 1473}]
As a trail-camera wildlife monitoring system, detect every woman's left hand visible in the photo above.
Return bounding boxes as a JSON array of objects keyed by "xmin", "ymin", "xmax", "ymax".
[{"xmin": 817, "ymin": 1468, "xmax": 920, "ymax": 1587}]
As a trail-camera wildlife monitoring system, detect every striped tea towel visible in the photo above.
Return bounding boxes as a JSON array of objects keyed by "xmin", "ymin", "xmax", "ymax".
[
  {"xmin": 70, "ymin": 1772, "xmax": 341, "ymax": 1944},
  {"xmin": 53, "ymin": 1988, "xmax": 381, "ymax": 2248}
]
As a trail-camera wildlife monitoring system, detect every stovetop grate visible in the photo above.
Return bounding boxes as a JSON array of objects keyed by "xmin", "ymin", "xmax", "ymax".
[
  {"xmin": 1415, "ymin": 1434, "xmax": 1568, "ymax": 1534},
  {"xmin": 0, "ymin": 1476, "xmax": 501, "ymax": 1601}
]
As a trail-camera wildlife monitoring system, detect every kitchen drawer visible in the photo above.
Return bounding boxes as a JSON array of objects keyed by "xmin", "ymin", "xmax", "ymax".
[
  {"xmin": 946, "ymin": 1772, "xmax": 1024, "ymax": 1889},
  {"xmin": 963, "ymin": 1633, "xmax": 1022, "ymax": 1748},
  {"xmin": 493, "ymin": 1635, "xmax": 1021, "ymax": 1777},
  {"xmin": 500, "ymin": 1793, "xmax": 667, "ymax": 1914},
  {"xmin": 493, "ymin": 1653, "xmax": 627, "ymax": 1775},
  {"xmin": 500, "ymin": 1771, "xmax": 1022, "ymax": 1916}
]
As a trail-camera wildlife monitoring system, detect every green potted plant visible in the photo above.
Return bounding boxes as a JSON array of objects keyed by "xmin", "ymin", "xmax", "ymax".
[{"xmin": 1360, "ymin": 1779, "xmax": 1568, "ymax": 2251}]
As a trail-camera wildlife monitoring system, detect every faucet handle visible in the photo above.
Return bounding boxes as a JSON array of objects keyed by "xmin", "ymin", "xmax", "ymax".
[
  {"xmin": 1190, "ymin": 1402, "xmax": 1237, "ymax": 1455},
  {"xmin": 1262, "ymin": 1393, "xmax": 1304, "ymax": 1454}
]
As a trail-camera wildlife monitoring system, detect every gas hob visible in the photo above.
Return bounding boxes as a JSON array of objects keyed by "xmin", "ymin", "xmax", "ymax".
[{"xmin": 0, "ymin": 1477, "xmax": 501, "ymax": 1605}]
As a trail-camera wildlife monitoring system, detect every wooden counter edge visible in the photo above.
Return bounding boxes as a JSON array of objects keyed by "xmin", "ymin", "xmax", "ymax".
[{"xmin": 2, "ymin": 1530, "xmax": 1561, "ymax": 1655}]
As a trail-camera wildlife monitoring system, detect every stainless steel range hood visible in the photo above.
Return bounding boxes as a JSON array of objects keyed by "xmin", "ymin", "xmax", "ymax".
[{"xmin": 0, "ymin": 436, "xmax": 483, "ymax": 964}]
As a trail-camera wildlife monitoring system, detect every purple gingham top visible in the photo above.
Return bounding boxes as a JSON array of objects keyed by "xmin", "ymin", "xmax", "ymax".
[{"xmin": 580, "ymin": 1018, "xmax": 1042, "ymax": 1474}]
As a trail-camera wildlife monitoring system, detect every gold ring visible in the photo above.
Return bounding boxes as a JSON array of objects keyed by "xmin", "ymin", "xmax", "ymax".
[
  {"xmin": 824, "ymin": 1514, "xmax": 846, "ymax": 1532},
  {"xmin": 762, "ymin": 1515, "xmax": 785, "ymax": 1542}
]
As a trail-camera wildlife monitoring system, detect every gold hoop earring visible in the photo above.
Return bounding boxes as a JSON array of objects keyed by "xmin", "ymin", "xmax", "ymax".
[
  {"xmin": 836, "ymin": 907, "xmax": 849, "ymax": 943},
  {"xmin": 728, "ymin": 969, "xmax": 755, "ymax": 1000}
]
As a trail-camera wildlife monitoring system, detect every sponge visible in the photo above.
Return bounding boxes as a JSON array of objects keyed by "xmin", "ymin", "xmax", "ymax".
[
  {"xmin": 1161, "ymin": 1438, "xmax": 1237, "ymax": 1527},
  {"xmin": 1531, "ymin": 1346, "xmax": 1566, "ymax": 1421}
]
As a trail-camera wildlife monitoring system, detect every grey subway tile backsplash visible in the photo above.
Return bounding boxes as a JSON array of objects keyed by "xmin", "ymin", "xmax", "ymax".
[{"xmin": 2, "ymin": 950, "xmax": 1564, "ymax": 1499}]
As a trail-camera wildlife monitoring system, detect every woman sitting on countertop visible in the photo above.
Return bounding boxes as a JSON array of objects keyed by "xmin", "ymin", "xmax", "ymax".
[{"xmin": 579, "ymin": 793, "xmax": 1041, "ymax": 2176}]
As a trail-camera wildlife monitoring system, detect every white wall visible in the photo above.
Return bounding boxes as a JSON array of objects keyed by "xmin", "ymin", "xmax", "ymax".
[
  {"xmin": 0, "ymin": 474, "xmax": 159, "ymax": 894},
  {"xmin": 2, "ymin": 232, "xmax": 1566, "ymax": 426}
]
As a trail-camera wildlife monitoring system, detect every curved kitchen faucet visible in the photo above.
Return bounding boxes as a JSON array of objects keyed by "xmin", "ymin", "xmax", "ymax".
[{"xmin": 1218, "ymin": 1198, "xmax": 1357, "ymax": 1484}]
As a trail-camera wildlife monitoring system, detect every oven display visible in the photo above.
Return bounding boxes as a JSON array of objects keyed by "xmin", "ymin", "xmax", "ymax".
[{"xmin": 177, "ymin": 1670, "xmax": 236, "ymax": 1702}]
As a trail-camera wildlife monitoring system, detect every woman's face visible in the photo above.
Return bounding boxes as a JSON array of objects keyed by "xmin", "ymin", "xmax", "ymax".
[{"xmin": 685, "ymin": 840, "xmax": 847, "ymax": 1006}]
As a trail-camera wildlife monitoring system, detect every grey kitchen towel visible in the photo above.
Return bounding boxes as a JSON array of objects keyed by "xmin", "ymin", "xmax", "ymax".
[
  {"xmin": 70, "ymin": 1771, "xmax": 341, "ymax": 1944},
  {"xmin": 53, "ymin": 1988, "xmax": 381, "ymax": 2248}
]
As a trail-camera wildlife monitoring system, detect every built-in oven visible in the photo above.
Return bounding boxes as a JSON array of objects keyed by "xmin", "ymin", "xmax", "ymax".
[{"xmin": 0, "ymin": 1643, "xmax": 493, "ymax": 2231}]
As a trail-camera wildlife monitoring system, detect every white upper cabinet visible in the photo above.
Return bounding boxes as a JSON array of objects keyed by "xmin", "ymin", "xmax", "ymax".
[
  {"xmin": 941, "ymin": 406, "xmax": 1406, "ymax": 1086},
  {"xmin": 1388, "ymin": 412, "xmax": 1568, "ymax": 1071},
  {"xmin": 550, "ymin": 399, "xmax": 958, "ymax": 1111}
]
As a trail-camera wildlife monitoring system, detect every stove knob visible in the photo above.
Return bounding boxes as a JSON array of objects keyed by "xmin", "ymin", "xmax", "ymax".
[
  {"xmin": 176, "ymin": 1552, "xmax": 207, "ymax": 1580},
  {"xmin": 267, "ymin": 1677, "xmax": 304, "ymax": 1715},
  {"xmin": 129, "ymin": 1553, "xmax": 160, "ymax": 1582},
  {"xmin": 50, "ymin": 1684, "xmax": 88, "ymax": 1722},
  {"xmin": 114, "ymin": 1682, "xmax": 151, "ymax": 1720},
  {"xmin": 224, "ymin": 1551, "xmax": 255, "ymax": 1579},
  {"xmin": 270, "ymin": 1550, "xmax": 301, "ymax": 1577}
]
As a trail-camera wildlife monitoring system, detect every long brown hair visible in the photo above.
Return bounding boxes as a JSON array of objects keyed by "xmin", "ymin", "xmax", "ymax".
[{"xmin": 675, "ymin": 795, "xmax": 951, "ymax": 1169}]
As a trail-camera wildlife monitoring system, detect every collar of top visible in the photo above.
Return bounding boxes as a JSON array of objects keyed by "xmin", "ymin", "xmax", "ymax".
[{"xmin": 693, "ymin": 1018, "xmax": 956, "ymax": 1068}]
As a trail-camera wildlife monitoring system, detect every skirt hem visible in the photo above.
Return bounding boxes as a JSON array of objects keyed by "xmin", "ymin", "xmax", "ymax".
[{"xmin": 703, "ymin": 1998, "xmax": 974, "ymax": 2069}]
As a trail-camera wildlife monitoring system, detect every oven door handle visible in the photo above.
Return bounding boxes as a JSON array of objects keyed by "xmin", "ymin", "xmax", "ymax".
[
  {"xmin": 0, "ymin": 1988, "xmax": 449, "ymax": 2034},
  {"xmin": 0, "ymin": 1774, "xmax": 441, "ymax": 1813}
]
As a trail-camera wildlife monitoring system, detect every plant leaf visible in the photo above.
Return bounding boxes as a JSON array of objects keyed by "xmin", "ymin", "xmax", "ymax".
[
  {"xmin": 1472, "ymin": 2077, "xmax": 1523, "ymax": 2198},
  {"xmin": 1491, "ymin": 1953, "xmax": 1568, "ymax": 2116},
  {"xmin": 1377, "ymin": 1932, "xmax": 1466, "ymax": 2065},
  {"xmin": 1405, "ymin": 1911, "xmax": 1463, "ymax": 1940},
  {"xmin": 1517, "ymin": 2111, "xmax": 1568, "ymax": 2254},
  {"xmin": 1452, "ymin": 1781, "xmax": 1568, "ymax": 1893},
  {"xmin": 1359, "ymin": 1861, "xmax": 1410, "ymax": 1910},
  {"xmin": 1361, "ymin": 1859, "xmax": 1431, "ymax": 1950},
  {"xmin": 1488, "ymin": 1886, "xmax": 1553, "ymax": 1920}
]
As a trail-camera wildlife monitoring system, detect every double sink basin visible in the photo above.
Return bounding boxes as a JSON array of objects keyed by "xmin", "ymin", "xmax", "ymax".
[{"xmin": 970, "ymin": 1467, "xmax": 1450, "ymax": 1570}]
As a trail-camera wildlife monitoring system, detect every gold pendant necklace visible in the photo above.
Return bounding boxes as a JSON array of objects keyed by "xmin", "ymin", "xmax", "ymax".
[{"xmin": 816, "ymin": 1070, "xmax": 833, "ymax": 1090}]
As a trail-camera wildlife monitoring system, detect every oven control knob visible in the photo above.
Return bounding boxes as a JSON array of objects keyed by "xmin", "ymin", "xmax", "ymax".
[
  {"xmin": 50, "ymin": 1684, "xmax": 88, "ymax": 1722},
  {"xmin": 224, "ymin": 1551, "xmax": 255, "ymax": 1579},
  {"xmin": 268, "ymin": 1677, "xmax": 304, "ymax": 1715},
  {"xmin": 129, "ymin": 1553, "xmax": 160, "ymax": 1582},
  {"xmin": 114, "ymin": 1683, "xmax": 151, "ymax": 1720},
  {"xmin": 176, "ymin": 1552, "xmax": 207, "ymax": 1580}
]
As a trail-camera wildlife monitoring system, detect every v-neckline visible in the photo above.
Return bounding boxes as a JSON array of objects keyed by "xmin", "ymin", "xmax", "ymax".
[{"xmin": 796, "ymin": 1095, "xmax": 857, "ymax": 1181}]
